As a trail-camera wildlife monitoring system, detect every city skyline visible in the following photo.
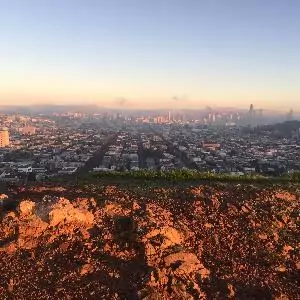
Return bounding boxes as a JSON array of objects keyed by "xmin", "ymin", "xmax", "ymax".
[{"xmin": 1, "ymin": 0, "xmax": 300, "ymax": 110}]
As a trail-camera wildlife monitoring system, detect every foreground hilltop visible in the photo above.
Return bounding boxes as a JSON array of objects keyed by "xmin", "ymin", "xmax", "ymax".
[{"xmin": 0, "ymin": 182, "xmax": 299, "ymax": 299}]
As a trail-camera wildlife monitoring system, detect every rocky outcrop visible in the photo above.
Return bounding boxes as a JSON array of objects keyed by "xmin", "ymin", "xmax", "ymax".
[
  {"xmin": 0, "ymin": 183, "xmax": 299, "ymax": 299},
  {"xmin": 141, "ymin": 224, "xmax": 209, "ymax": 298},
  {"xmin": 1, "ymin": 197, "xmax": 95, "ymax": 252},
  {"xmin": 49, "ymin": 198, "xmax": 94, "ymax": 227}
]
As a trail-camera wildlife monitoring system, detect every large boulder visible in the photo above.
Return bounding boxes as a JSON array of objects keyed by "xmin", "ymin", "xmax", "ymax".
[
  {"xmin": 49, "ymin": 198, "xmax": 94, "ymax": 228},
  {"xmin": 143, "ymin": 227, "xmax": 183, "ymax": 250},
  {"xmin": 164, "ymin": 252, "xmax": 210, "ymax": 278}
]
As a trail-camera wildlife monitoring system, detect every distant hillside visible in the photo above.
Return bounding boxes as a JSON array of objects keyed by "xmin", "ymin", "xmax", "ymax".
[
  {"xmin": 0, "ymin": 104, "xmax": 101, "ymax": 114},
  {"xmin": 256, "ymin": 120, "xmax": 300, "ymax": 137}
]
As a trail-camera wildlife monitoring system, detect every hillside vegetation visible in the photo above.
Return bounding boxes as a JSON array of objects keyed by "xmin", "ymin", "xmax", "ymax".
[{"xmin": 87, "ymin": 169, "xmax": 300, "ymax": 183}]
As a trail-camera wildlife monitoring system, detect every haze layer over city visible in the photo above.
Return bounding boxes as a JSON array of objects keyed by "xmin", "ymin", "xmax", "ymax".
[{"xmin": 0, "ymin": 1, "xmax": 300, "ymax": 300}]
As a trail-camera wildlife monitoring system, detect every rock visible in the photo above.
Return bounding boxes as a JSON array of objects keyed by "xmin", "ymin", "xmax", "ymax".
[
  {"xmin": 145, "ymin": 243, "xmax": 156, "ymax": 257},
  {"xmin": 198, "ymin": 266, "xmax": 210, "ymax": 278},
  {"xmin": 104, "ymin": 203, "xmax": 128, "ymax": 217},
  {"xmin": 274, "ymin": 294, "xmax": 290, "ymax": 300},
  {"xmin": 49, "ymin": 198, "xmax": 94, "ymax": 228},
  {"xmin": 204, "ymin": 223, "xmax": 213, "ymax": 229},
  {"xmin": 132, "ymin": 201, "xmax": 141, "ymax": 210},
  {"xmin": 227, "ymin": 283, "xmax": 235, "ymax": 298},
  {"xmin": 0, "ymin": 194, "xmax": 8, "ymax": 202},
  {"xmin": 164, "ymin": 252, "xmax": 200, "ymax": 267},
  {"xmin": 275, "ymin": 192, "xmax": 296, "ymax": 201},
  {"xmin": 0, "ymin": 242, "xmax": 17, "ymax": 254},
  {"xmin": 18, "ymin": 216, "xmax": 48, "ymax": 249},
  {"xmin": 144, "ymin": 227, "xmax": 183, "ymax": 246},
  {"xmin": 283, "ymin": 245, "xmax": 294, "ymax": 253},
  {"xmin": 7, "ymin": 279, "xmax": 14, "ymax": 292},
  {"xmin": 19, "ymin": 201, "xmax": 35, "ymax": 216},
  {"xmin": 276, "ymin": 266, "xmax": 286, "ymax": 272},
  {"xmin": 80, "ymin": 263, "xmax": 94, "ymax": 276},
  {"xmin": 59, "ymin": 242, "xmax": 70, "ymax": 252},
  {"xmin": 258, "ymin": 233, "xmax": 268, "ymax": 240},
  {"xmin": 163, "ymin": 252, "xmax": 210, "ymax": 281}
]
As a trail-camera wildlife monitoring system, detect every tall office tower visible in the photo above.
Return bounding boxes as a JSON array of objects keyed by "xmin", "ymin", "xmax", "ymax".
[
  {"xmin": 168, "ymin": 110, "xmax": 172, "ymax": 122},
  {"xmin": 249, "ymin": 104, "xmax": 254, "ymax": 115},
  {"xmin": 287, "ymin": 109, "xmax": 294, "ymax": 121},
  {"xmin": 0, "ymin": 127, "xmax": 10, "ymax": 147}
]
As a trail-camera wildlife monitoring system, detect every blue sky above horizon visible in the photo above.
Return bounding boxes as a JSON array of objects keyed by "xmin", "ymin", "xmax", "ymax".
[{"xmin": 0, "ymin": 0, "xmax": 300, "ymax": 110}]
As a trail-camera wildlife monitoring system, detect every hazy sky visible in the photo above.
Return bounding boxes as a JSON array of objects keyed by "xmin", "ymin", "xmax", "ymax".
[{"xmin": 1, "ymin": 0, "xmax": 300, "ymax": 110}]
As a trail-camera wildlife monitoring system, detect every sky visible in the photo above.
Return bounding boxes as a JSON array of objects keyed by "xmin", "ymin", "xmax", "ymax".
[{"xmin": 0, "ymin": 0, "xmax": 300, "ymax": 110}]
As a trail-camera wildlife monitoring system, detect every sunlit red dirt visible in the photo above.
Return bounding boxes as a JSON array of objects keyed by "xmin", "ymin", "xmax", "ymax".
[{"xmin": 0, "ymin": 183, "xmax": 299, "ymax": 299}]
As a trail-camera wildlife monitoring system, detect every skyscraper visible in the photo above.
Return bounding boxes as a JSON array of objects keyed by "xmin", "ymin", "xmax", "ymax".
[
  {"xmin": 287, "ymin": 109, "xmax": 294, "ymax": 121},
  {"xmin": 249, "ymin": 104, "xmax": 254, "ymax": 115},
  {"xmin": 0, "ymin": 127, "xmax": 10, "ymax": 148},
  {"xmin": 168, "ymin": 111, "xmax": 172, "ymax": 122}
]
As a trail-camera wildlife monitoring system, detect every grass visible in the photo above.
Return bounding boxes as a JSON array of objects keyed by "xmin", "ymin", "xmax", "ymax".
[{"xmin": 82, "ymin": 169, "xmax": 300, "ymax": 184}]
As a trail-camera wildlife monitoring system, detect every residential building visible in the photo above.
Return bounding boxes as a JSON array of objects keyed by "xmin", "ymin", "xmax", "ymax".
[{"xmin": 0, "ymin": 127, "xmax": 10, "ymax": 148}]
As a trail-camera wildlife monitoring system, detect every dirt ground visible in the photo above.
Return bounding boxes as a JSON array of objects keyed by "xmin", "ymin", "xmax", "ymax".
[{"xmin": 0, "ymin": 182, "xmax": 299, "ymax": 299}]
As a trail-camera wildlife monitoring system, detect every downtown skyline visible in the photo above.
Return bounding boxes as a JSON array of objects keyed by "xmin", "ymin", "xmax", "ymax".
[{"xmin": 1, "ymin": 0, "xmax": 300, "ymax": 110}]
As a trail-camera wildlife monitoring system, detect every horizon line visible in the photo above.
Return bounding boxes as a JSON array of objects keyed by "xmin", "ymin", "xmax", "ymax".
[{"xmin": 0, "ymin": 103, "xmax": 298, "ymax": 114}]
